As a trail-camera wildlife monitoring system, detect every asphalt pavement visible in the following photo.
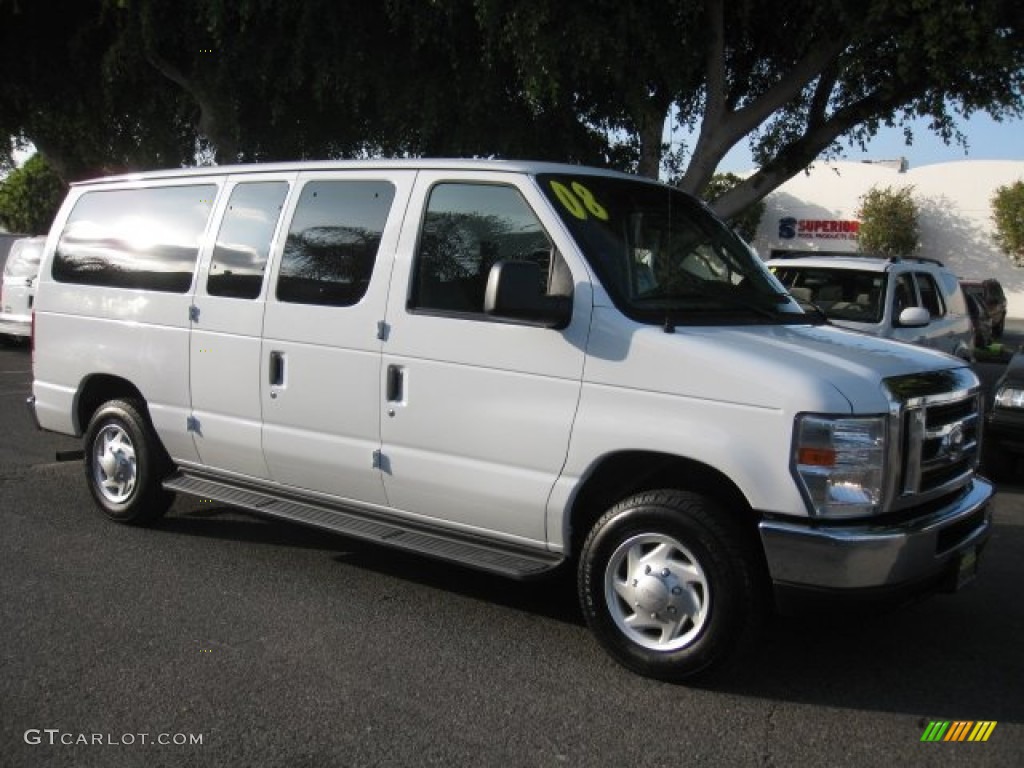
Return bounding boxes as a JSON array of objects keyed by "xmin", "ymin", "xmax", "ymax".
[{"xmin": 1, "ymin": 341, "xmax": 1022, "ymax": 768}]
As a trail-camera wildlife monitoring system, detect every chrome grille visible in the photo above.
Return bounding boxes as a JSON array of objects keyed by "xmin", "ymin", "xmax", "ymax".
[{"xmin": 883, "ymin": 368, "xmax": 982, "ymax": 510}]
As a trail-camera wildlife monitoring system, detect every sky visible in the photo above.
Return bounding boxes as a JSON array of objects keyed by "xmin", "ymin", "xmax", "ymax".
[{"xmin": 712, "ymin": 111, "xmax": 1024, "ymax": 174}]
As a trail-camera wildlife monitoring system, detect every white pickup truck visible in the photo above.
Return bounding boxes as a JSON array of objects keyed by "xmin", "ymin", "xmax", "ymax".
[{"xmin": 28, "ymin": 160, "xmax": 992, "ymax": 681}]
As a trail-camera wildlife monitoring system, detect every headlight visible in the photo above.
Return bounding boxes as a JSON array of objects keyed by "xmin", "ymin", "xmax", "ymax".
[
  {"xmin": 994, "ymin": 386, "xmax": 1024, "ymax": 409},
  {"xmin": 793, "ymin": 415, "xmax": 887, "ymax": 518}
]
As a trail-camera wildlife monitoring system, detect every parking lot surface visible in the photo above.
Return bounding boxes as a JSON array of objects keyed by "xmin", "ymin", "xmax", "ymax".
[{"xmin": 1, "ymin": 341, "xmax": 1022, "ymax": 767}]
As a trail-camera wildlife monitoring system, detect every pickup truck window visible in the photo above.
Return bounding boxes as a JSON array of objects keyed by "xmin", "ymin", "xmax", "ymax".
[
  {"xmin": 538, "ymin": 174, "xmax": 803, "ymax": 326},
  {"xmin": 276, "ymin": 180, "xmax": 395, "ymax": 307}
]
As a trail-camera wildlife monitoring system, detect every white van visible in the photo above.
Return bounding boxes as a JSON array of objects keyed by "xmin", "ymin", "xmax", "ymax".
[
  {"xmin": 28, "ymin": 160, "xmax": 993, "ymax": 681},
  {"xmin": 0, "ymin": 235, "xmax": 45, "ymax": 341}
]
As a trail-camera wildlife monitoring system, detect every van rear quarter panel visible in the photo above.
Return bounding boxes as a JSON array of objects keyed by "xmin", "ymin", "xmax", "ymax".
[{"xmin": 33, "ymin": 284, "xmax": 196, "ymax": 462}]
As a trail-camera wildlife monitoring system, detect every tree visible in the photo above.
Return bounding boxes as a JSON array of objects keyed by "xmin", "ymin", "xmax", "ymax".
[
  {"xmin": 856, "ymin": 185, "xmax": 919, "ymax": 257},
  {"xmin": 698, "ymin": 173, "xmax": 765, "ymax": 241},
  {"xmin": 991, "ymin": 180, "xmax": 1024, "ymax": 266},
  {"xmin": 479, "ymin": 0, "xmax": 1024, "ymax": 217},
  {"xmin": 0, "ymin": 155, "xmax": 67, "ymax": 234},
  {"xmin": 3, "ymin": 0, "xmax": 1023, "ymax": 212},
  {"xmin": 0, "ymin": 1, "xmax": 197, "ymax": 181}
]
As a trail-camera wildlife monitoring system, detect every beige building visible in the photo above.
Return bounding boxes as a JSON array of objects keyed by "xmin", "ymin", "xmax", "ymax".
[{"xmin": 750, "ymin": 159, "xmax": 1024, "ymax": 318}]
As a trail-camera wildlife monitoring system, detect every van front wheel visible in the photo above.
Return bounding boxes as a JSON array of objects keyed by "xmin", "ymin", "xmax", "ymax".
[
  {"xmin": 578, "ymin": 490, "xmax": 765, "ymax": 682},
  {"xmin": 84, "ymin": 399, "xmax": 174, "ymax": 525}
]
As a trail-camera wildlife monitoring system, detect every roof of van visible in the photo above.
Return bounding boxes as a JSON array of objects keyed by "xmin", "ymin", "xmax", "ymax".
[{"xmin": 71, "ymin": 159, "xmax": 646, "ymax": 186}]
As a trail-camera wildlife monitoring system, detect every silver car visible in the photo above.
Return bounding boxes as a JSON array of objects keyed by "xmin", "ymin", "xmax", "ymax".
[{"xmin": 767, "ymin": 254, "xmax": 975, "ymax": 361}]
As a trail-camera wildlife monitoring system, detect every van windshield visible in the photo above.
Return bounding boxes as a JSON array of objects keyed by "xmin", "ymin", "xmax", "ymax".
[{"xmin": 537, "ymin": 174, "xmax": 809, "ymax": 326}]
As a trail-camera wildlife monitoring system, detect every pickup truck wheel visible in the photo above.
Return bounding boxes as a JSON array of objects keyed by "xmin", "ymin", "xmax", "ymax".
[
  {"xmin": 84, "ymin": 399, "xmax": 174, "ymax": 525},
  {"xmin": 579, "ymin": 490, "xmax": 765, "ymax": 682}
]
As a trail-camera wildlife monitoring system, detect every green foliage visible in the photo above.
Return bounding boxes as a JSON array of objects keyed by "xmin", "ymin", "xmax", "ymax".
[
  {"xmin": 699, "ymin": 174, "xmax": 765, "ymax": 241},
  {"xmin": 1, "ymin": 0, "xmax": 1022, "ymax": 210},
  {"xmin": 856, "ymin": 185, "xmax": 919, "ymax": 257},
  {"xmin": 991, "ymin": 180, "xmax": 1024, "ymax": 266},
  {"xmin": 0, "ymin": 155, "xmax": 66, "ymax": 235}
]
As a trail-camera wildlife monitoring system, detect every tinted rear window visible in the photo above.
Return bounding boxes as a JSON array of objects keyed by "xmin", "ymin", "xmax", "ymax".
[
  {"xmin": 53, "ymin": 185, "xmax": 217, "ymax": 293},
  {"xmin": 276, "ymin": 180, "xmax": 395, "ymax": 307}
]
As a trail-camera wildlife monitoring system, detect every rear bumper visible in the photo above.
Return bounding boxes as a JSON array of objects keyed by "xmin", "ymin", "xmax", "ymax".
[{"xmin": 759, "ymin": 478, "xmax": 993, "ymax": 602}]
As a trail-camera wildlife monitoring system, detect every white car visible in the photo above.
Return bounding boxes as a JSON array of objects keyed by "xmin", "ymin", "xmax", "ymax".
[
  {"xmin": 28, "ymin": 160, "xmax": 992, "ymax": 682},
  {"xmin": 766, "ymin": 255, "xmax": 974, "ymax": 360},
  {"xmin": 0, "ymin": 235, "xmax": 45, "ymax": 341}
]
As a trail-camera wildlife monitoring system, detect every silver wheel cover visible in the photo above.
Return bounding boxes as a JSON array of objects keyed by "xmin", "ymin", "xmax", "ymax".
[
  {"xmin": 92, "ymin": 424, "xmax": 138, "ymax": 504},
  {"xmin": 604, "ymin": 533, "xmax": 710, "ymax": 652}
]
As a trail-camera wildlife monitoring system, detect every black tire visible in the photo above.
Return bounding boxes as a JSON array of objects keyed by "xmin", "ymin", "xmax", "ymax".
[
  {"xmin": 83, "ymin": 399, "xmax": 174, "ymax": 525},
  {"xmin": 578, "ymin": 490, "xmax": 767, "ymax": 682},
  {"xmin": 992, "ymin": 319, "xmax": 1004, "ymax": 339}
]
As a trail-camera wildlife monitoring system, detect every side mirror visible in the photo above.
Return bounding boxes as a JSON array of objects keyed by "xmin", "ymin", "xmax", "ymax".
[
  {"xmin": 897, "ymin": 306, "xmax": 930, "ymax": 328},
  {"xmin": 484, "ymin": 260, "xmax": 572, "ymax": 329}
]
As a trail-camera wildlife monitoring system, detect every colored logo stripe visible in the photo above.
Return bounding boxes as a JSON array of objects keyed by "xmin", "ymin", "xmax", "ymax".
[
  {"xmin": 920, "ymin": 721, "xmax": 997, "ymax": 742},
  {"xmin": 968, "ymin": 722, "xmax": 997, "ymax": 742},
  {"xmin": 945, "ymin": 722, "xmax": 973, "ymax": 741}
]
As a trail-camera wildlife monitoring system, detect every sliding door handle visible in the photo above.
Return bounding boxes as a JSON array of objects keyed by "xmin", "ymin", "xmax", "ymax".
[
  {"xmin": 386, "ymin": 364, "xmax": 405, "ymax": 404},
  {"xmin": 269, "ymin": 351, "xmax": 286, "ymax": 394}
]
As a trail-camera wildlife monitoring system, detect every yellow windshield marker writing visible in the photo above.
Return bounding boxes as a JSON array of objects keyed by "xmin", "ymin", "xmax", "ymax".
[{"xmin": 550, "ymin": 180, "xmax": 609, "ymax": 221}]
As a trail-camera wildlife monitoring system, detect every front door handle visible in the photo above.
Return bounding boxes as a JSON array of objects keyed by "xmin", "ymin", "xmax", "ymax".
[{"xmin": 269, "ymin": 351, "xmax": 286, "ymax": 395}]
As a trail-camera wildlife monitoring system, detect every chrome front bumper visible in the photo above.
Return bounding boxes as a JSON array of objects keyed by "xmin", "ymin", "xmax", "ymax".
[{"xmin": 759, "ymin": 477, "xmax": 993, "ymax": 593}]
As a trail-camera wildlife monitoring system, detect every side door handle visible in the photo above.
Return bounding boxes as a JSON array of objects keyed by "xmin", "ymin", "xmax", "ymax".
[
  {"xmin": 269, "ymin": 351, "xmax": 286, "ymax": 396},
  {"xmin": 386, "ymin": 365, "xmax": 405, "ymax": 409}
]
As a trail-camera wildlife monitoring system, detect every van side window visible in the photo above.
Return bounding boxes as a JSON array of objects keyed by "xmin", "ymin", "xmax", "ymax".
[
  {"xmin": 276, "ymin": 180, "xmax": 395, "ymax": 307},
  {"xmin": 208, "ymin": 182, "xmax": 289, "ymax": 299},
  {"xmin": 52, "ymin": 185, "xmax": 216, "ymax": 293},
  {"xmin": 410, "ymin": 183, "xmax": 562, "ymax": 315}
]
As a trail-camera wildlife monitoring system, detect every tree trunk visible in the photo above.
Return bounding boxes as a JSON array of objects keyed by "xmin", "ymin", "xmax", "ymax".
[{"xmin": 636, "ymin": 105, "xmax": 668, "ymax": 179}]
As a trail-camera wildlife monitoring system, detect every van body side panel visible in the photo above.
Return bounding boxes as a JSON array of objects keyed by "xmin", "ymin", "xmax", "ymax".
[
  {"xmin": 189, "ymin": 297, "xmax": 270, "ymax": 476},
  {"xmin": 188, "ymin": 175, "xmax": 296, "ymax": 478},
  {"xmin": 258, "ymin": 171, "xmax": 417, "ymax": 506},
  {"xmin": 33, "ymin": 287, "xmax": 197, "ymax": 461},
  {"xmin": 31, "ymin": 179, "xmax": 221, "ymax": 461},
  {"xmin": 379, "ymin": 171, "xmax": 592, "ymax": 544}
]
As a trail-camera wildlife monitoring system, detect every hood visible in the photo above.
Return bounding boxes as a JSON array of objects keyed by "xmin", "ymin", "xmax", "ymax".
[{"xmin": 584, "ymin": 312, "xmax": 971, "ymax": 415}]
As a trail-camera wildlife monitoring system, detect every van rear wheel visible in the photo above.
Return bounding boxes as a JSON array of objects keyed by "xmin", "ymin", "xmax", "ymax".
[
  {"xmin": 84, "ymin": 399, "xmax": 174, "ymax": 525},
  {"xmin": 578, "ymin": 490, "xmax": 766, "ymax": 682}
]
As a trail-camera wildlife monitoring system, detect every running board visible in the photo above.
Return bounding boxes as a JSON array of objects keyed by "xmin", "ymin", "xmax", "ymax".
[{"xmin": 162, "ymin": 471, "xmax": 563, "ymax": 580}]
